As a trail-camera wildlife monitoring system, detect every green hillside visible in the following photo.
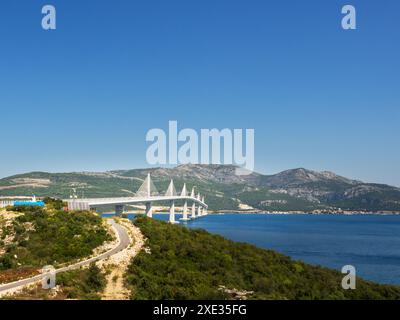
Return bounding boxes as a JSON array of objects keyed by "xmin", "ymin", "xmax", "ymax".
[
  {"xmin": 125, "ymin": 217, "xmax": 400, "ymax": 300},
  {"xmin": 1, "ymin": 165, "xmax": 400, "ymax": 212},
  {"xmin": 0, "ymin": 206, "xmax": 111, "ymax": 272}
]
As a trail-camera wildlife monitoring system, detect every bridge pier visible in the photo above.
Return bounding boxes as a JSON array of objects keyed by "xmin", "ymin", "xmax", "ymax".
[
  {"xmin": 115, "ymin": 205, "xmax": 124, "ymax": 217},
  {"xmin": 198, "ymin": 205, "xmax": 202, "ymax": 217},
  {"xmin": 191, "ymin": 203, "xmax": 196, "ymax": 219},
  {"xmin": 145, "ymin": 202, "xmax": 153, "ymax": 218},
  {"xmin": 169, "ymin": 200, "xmax": 178, "ymax": 224},
  {"xmin": 181, "ymin": 200, "xmax": 189, "ymax": 221}
]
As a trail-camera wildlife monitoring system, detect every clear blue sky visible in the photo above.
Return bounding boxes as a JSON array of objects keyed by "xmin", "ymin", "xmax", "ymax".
[{"xmin": 0, "ymin": 0, "xmax": 399, "ymax": 186}]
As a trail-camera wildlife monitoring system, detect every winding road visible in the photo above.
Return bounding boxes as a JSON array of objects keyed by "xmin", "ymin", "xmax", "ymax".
[{"xmin": 0, "ymin": 219, "xmax": 131, "ymax": 296}]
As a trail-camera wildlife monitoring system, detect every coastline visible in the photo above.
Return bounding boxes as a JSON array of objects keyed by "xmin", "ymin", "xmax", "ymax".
[
  {"xmin": 101, "ymin": 209, "xmax": 400, "ymax": 216},
  {"xmin": 213, "ymin": 210, "xmax": 400, "ymax": 215}
]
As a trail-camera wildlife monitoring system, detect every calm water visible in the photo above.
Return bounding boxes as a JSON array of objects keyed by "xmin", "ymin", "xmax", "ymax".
[{"xmin": 103, "ymin": 213, "xmax": 400, "ymax": 285}]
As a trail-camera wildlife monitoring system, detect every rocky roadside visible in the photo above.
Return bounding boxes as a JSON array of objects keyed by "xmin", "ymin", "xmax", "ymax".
[{"xmin": 99, "ymin": 218, "xmax": 144, "ymax": 300}]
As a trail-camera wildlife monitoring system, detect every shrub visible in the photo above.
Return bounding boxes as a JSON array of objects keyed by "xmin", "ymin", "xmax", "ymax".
[{"xmin": 125, "ymin": 217, "xmax": 400, "ymax": 300}]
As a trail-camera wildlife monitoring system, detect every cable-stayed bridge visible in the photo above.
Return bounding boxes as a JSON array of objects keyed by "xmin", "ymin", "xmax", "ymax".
[{"xmin": 64, "ymin": 174, "xmax": 208, "ymax": 223}]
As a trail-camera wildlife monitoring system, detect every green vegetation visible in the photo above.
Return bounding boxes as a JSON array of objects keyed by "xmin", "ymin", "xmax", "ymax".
[
  {"xmin": 126, "ymin": 217, "xmax": 400, "ymax": 300},
  {"xmin": 2, "ymin": 264, "xmax": 107, "ymax": 300},
  {"xmin": 43, "ymin": 197, "xmax": 65, "ymax": 210},
  {"xmin": 0, "ymin": 171, "xmax": 144, "ymax": 199},
  {"xmin": 56, "ymin": 263, "xmax": 106, "ymax": 299},
  {"xmin": 0, "ymin": 206, "xmax": 111, "ymax": 270}
]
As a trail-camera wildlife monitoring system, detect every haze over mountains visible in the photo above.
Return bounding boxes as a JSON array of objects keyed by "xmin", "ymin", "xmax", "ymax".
[{"xmin": 1, "ymin": 164, "xmax": 400, "ymax": 212}]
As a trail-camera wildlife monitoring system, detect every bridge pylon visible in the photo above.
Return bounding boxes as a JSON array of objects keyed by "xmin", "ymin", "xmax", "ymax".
[
  {"xmin": 145, "ymin": 202, "xmax": 153, "ymax": 218},
  {"xmin": 137, "ymin": 173, "xmax": 158, "ymax": 197},
  {"xmin": 180, "ymin": 183, "xmax": 190, "ymax": 221},
  {"xmin": 165, "ymin": 179, "xmax": 177, "ymax": 197},
  {"xmin": 181, "ymin": 200, "xmax": 189, "ymax": 221},
  {"xmin": 201, "ymin": 196, "xmax": 207, "ymax": 215},
  {"xmin": 181, "ymin": 183, "xmax": 187, "ymax": 197},
  {"xmin": 169, "ymin": 200, "xmax": 178, "ymax": 224},
  {"xmin": 203, "ymin": 198, "xmax": 208, "ymax": 215},
  {"xmin": 190, "ymin": 187, "xmax": 195, "ymax": 198},
  {"xmin": 191, "ymin": 202, "xmax": 196, "ymax": 219}
]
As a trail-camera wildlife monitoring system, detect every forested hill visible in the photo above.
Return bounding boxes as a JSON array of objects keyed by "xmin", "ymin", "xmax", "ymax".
[
  {"xmin": 1, "ymin": 164, "xmax": 400, "ymax": 212},
  {"xmin": 126, "ymin": 217, "xmax": 400, "ymax": 300}
]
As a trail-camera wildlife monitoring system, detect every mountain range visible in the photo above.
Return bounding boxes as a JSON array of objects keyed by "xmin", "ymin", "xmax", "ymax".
[{"xmin": 1, "ymin": 164, "xmax": 400, "ymax": 212}]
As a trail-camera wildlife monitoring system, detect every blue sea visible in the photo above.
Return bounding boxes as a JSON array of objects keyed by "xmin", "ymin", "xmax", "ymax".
[{"xmin": 103, "ymin": 213, "xmax": 400, "ymax": 285}]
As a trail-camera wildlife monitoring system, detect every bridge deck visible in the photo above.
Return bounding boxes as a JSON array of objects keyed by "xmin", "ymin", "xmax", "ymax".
[{"xmin": 64, "ymin": 195, "xmax": 207, "ymax": 208}]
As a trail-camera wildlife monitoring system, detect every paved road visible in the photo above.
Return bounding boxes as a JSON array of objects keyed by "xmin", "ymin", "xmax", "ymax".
[{"xmin": 0, "ymin": 219, "xmax": 130, "ymax": 295}]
